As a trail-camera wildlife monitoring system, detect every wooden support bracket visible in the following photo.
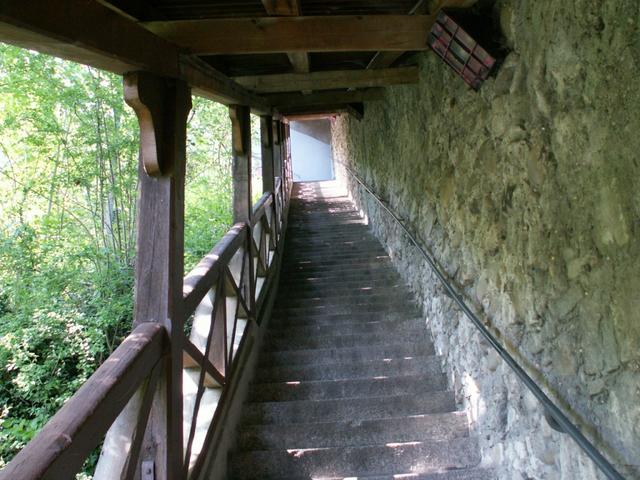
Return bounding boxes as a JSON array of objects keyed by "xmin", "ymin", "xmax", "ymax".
[{"xmin": 124, "ymin": 72, "xmax": 192, "ymax": 177}]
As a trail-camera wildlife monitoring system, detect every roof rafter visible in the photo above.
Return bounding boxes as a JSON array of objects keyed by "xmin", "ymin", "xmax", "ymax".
[
  {"xmin": 144, "ymin": 15, "xmax": 435, "ymax": 55},
  {"xmin": 284, "ymin": 104, "xmax": 364, "ymax": 121},
  {"xmin": 264, "ymin": 89, "xmax": 385, "ymax": 108},
  {"xmin": 260, "ymin": 0, "xmax": 310, "ymax": 74},
  {"xmin": 234, "ymin": 67, "xmax": 419, "ymax": 93}
]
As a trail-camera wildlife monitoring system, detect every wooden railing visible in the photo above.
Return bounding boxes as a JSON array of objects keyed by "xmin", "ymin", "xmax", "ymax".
[
  {"xmin": 0, "ymin": 178, "xmax": 290, "ymax": 480},
  {"xmin": 0, "ymin": 323, "xmax": 166, "ymax": 480}
]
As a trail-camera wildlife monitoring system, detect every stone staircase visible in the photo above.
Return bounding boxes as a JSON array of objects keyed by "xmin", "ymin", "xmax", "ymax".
[{"xmin": 226, "ymin": 181, "xmax": 492, "ymax": 479}]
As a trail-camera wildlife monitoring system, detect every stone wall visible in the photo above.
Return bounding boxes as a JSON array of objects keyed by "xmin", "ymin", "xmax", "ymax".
[{"xmin": 331, "ymin": 1, "xmax": 640, "ymax": 478}]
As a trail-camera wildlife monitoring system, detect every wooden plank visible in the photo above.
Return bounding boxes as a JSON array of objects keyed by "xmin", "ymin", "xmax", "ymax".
[
  {"xmin": 0, "ymin": 323, "xmax": 165, "ymax": 480},
  {"xmin": 264, "ymin": 88, "xmax": 385, "ymax": 108},
  {"xmin": 125, "ymin": 72, "xmax": 191, "ymax": 480},
  {"xmin": 143, "ymin": 15, "xmax": 435, "ymax": 55},
  {"xmin": 367, "ymin": 0, "xmax": 478, "ymax": 69},
  {"xmin": 0, "ymin": 0, "xmax": 269, "ymax": 109},
  {"xmin": 183, "ymin": 340, "xmax": 225, "ymax": 387},
  {"xmin": 234, "ymin": 67, "xmax": 418, "ymax": 93},
  {"xmin": 121, "ymin": 361, "xmax": 163, "ymax": 480},
  {"xmin": 230, "ymin": 105, "xmax": 253, "ymax": 224}
]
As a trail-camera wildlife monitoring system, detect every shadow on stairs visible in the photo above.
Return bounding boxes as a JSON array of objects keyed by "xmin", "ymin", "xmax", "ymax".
[{"xmin": 226, "ymin": 181, "xmax": 493, "ymax": 479}]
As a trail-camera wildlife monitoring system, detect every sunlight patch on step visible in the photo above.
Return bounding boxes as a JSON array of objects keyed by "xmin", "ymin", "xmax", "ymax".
[
  {"xmin": 386, "ymin": 441, "xmax": 423, "ymax": 448},
  {"xmin": 287, "ymin": 447, "xmax": 329, "ymax": 457}
]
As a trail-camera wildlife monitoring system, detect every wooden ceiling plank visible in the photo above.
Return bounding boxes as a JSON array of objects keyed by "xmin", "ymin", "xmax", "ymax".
[
  {"xmin": 0, "ymin": 0, "xmax": 269, "ymax": 110},
  {"xmin": 367, "ymin": 0, "xmax": 477, "ymax": 69},
  {"xmin": 144, "ymin": 15, "xmax": 435, "ymax": 55},
  {"xmin": 234, "ymin": 67, "xmax": 418, "ymax": 93},
  {"xmin": 264, "ymin": 89, "xmax": 384, "ymax": 108}
]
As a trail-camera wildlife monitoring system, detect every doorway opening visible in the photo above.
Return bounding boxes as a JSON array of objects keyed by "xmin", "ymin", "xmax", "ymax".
[{"xmin": 290, "ymin": 119, "xmax": 334, "ymax": 182}]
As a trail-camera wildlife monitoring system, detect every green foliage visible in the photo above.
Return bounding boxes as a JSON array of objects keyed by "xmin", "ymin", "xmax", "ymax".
[{"xmin": 0, "ymin": 44, "xmax": 235, "ymax": 473}]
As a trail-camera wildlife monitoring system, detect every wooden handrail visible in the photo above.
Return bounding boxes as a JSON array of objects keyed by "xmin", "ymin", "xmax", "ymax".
[
  {"xmin": 251, "ymin": 191, "xmax": 273, "ymax": 226},
  {"xmin": 183, "ymin": 223, "xmax": 247, "ymax": 319},
  {"xmin": 0, "ymin": 322, "xmax": 166, "ymax": 480}
]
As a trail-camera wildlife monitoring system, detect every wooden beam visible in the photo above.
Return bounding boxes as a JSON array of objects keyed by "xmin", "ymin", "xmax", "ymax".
[
  {"xmin": 260, "ymin": 0, "xmax": 309, "ymax": 74},
  {"xmin": 282, "ymin": 103, "xmax": 364, "ymax": 120},
  {"xmin": 0, "ymin": 0, "xmax": 269, "ymax": 109},
  {"xmin": 234, "ymin": 67, "xmax": 418, "ymax": 93},
  {"xmin": 264, "ymin": 89, "xmax": 384, "ymax": 108},
  {"xmin": 180, "ymin": 56, "xmax": 270, "ymax": 113},
  {"xmin": 144, "ymin": 15, "xmax": 435, "ymax": 55},
  {"xmin": 367, "ymin": 0, "xmax": 477, "ymax": 69}
]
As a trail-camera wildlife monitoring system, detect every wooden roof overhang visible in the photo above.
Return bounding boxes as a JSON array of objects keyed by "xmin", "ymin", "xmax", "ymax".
[{"xmin": 0, "ymin": 0, "xmax": 476, "ymax": 119}]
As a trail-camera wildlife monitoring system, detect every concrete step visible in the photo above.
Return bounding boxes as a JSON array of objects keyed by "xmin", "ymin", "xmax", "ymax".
[
  {"xmin": 276, "ymin": 278, "xmax": 405, "ymax": 295},
  {"xmin": 280, "ymin": 267, "xmax": 404, "ymax": 284},
  {"xmin": 286, "ymin": 232, "xmax": 377, "ymax": 244},
  {"xmin": 276, "ymin": 290, "xmax": 412, "ymax": 309},
  {"xmin": 267, "ymin": 315, "xmax": 423, "ymax": 338},
  {"xmin": 254, "ymin": 354, "xmax": 442, "ymax": 383},
  {"xmin": 248, "ymin": 373, "xmax": 447, "ymax": 402},
  {"xmin": 263, "ymin": 328, "xmax": 430, "ymax": 352},
  {"xmin": 240, "ymin": 391, "xmax": 455, "ymax": 426},
  {"xmin": 269, "ymin": 310, "xmax": 414, "ymax": 328},
  {"xmin": 359, "ymin": 469, "xmax": 496, "ymax": 480},
  {"xmin": 287, "ymin": 220, "xmax": 368, "ymax": 231},
  {"xmin": 227, "ymin": 182, "xmax": 485, "ymax": 480},
  {"xmin": 272, "ymin": 296, "xmax": 417, "ymax": 314},
  {"xmin": 274, "ymin": 284, "xmax": 405, "ymax": 302},
  {"xmin": 281, "ymin": 262, "xmax": 393, "ymax": 276},
  {"xmin": 237, "ymin": 412, "xmax": 469, "ymax": 450},
  {"xmin": 282, "ymin": 257, "xmax": 394, "ymax": 271},
  {"xmin": 258, "ymin": 341, "xmax": 435, "ymax": 367},
  {"xmin": 286, "ymin": 224, "xmax": 372, "ymax": 236},
  {"xmin": 287, "ymin": 232, "xmax": 382, "ymax": 248},
  {"xmin": 228, "ymin": 437, "xmax": 480, "ymax": 479},
  {"xmin": 282, "ymin": 251, "xmax": 389, "ymax": 266}
]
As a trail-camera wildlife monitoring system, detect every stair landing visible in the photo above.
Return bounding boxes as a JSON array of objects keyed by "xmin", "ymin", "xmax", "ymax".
[{"xmin": 226, "ymin": 181, "xmax": 491, "ymax": 479}]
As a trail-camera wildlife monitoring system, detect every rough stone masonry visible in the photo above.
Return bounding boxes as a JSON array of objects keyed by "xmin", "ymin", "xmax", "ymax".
[{"xmin": 331, "ymin": 1, "xmax": 640, "ymax": 478}]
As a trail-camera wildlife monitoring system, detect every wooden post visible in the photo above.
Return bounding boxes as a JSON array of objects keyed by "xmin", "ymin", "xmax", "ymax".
[
  {"xmin": 124, "ymin": 71, "xmax": 191, "ymax": 480},
  {"xmin": 283, "ymin": 122, "xmax": 292, "ymax": 190},
  {"xmin": 229, "ymin": 105, "xmax": 252, "ymax": 223},
  {"xmin": 260, "ymin": 115, "xmax": 275, "ymax": 193},
  {"xmin": 229, "ymin": 105, "xmax": 256, "ymax": 317},
  {"xmin": 272, "ymin": 119, "xmax": 282, "ymax": 182}
]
